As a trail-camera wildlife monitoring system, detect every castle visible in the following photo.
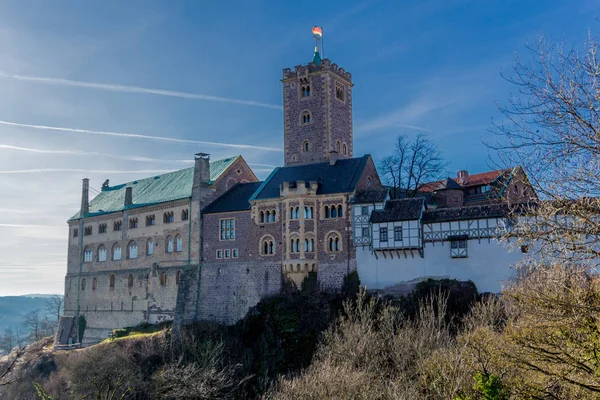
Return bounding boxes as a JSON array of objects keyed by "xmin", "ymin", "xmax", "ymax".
[{"xmin": 57, "ymin": 39, "xmax": 534, "ymax": 346}]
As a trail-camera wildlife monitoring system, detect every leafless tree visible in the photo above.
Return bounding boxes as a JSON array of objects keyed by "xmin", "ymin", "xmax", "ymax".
[
  {"xmin": 379, "ymin": 133, "xmax": 447, "ymax": 198},
  {"xmin": 44, "ymin": 295, "xmax": 63, "ymax": 325},
  {"xmin": 22, "ymin": 309, "xmax": 54, "ymax": 343},
  {"xmin": 489, "ymin": 31, "xmax": 600, "ymax": 266},
  {"xmin": 0, "ymin": 328, "xmax": 15, "ymax": 354}
]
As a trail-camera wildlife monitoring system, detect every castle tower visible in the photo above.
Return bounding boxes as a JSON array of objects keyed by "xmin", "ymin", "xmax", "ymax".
[{"xmin": 281, "ymin": 33, "xmax": 354, "ymax": 166}]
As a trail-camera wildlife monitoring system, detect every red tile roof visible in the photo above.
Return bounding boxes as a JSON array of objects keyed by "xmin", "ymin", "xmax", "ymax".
[{"xmin": 418, "ymin": 169, "xmax": 510, "ymax": 192}]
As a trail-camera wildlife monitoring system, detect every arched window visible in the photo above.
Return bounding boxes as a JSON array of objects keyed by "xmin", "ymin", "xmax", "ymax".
[
  {"xmin": 128, "ymin": 241, "xmax": 138, "ymax": 259},
  {"xmin": 260, "ymin": 211, "xmax": 265, "ymax": 223},
  {"xmin": 343, "ymin": 143, "xmax": 347, "ymax": 155},
  {"xmin": 337, "ymin": 205, "xmax": 343, "ymax": 217},
  {"xmin": 112, "ymin": 244, "xmax": 122, "ymax": 261},
  {"xmin": 304, "ymin": 237, "xmax": 314, "ymax": 252},
  {"xmin": 98, "ymin": 245, "xmax": 107, "ymax": 262},
  {"xmin": 332, "ymin": 206, "xmax": 338, "ymax": 218},
  {"xmin": 303, "ymin": 206, "xmax": 313, "ymax": 219},
  {"xmin": 92, "ymin": 277, "xmax": 97, "ymax": 291},
  {"xmin": 176, "ymin": 271, "xmax": 182, "ymax": 285},
  {"xmin": 290, "ymin": 207, "xmax": 294, "ymax": 219},
  {"xmin": 301, "ymin": 85, "xmax": 311, "ymax": 97},
  {"xmin": 336, "ymin": 140, "xmax": 341, "ymax": 153},
  {"xmin": 83, "ymin": 247, "xmax": 93, "ymax": 263},
  {"xmin": 81, "ymin": 278, "xmax": 86, "ymax": 291},
  {"xmin": 326, "ymin": 233, "xmax": 342, "ymax": 252},
  {"xmin": 128, "ymin": 274, "xmax": 134, "ymax": 288},
  {"xmin": 271, "ymin": 210, "xmax": 276, "ymax": 222},
  {"xmin": 109, "ymin": 274, "xmax": 115, "ymax": 290},
  {"xmin": 303, "ymin": 141, "xmax": 310, "ymax": 152},
  {"xmin": 175, "ymin": 235, "xmax": 182, "ymax": 252},
  {"xmin": 164, "ymin": 212, "xmax": 174, "ymax": 223},
  {"xmin": 261, "ymin": 236, "xmax": 275, "ymax": 255},
  {"xmin": 301, "ymin": 111, "xmax": 311, "ymax": 124},
  {"xmin": 325, "ymin": 206, "xmax": 331, "ymax": 218},
  {"xmin": 265, "ymin": 210, "xmax": 271, "ymax": 223},
  {"xmin": 146, "ymin": 239, "xmax": 154, "ymax": 256},
  {"xmin": 181, "ymin": 209, "xmax": 189, "ymax": 221},
  {"xmin": 160, "ymin": 272, "xmax": 167, "ymax": 286},
  {"xmin": 166, "ymin": 236, "xmax": 174, "ymax": 253}
]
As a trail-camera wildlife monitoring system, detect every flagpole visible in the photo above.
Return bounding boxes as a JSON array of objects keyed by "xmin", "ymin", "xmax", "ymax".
[{"xmin": 322, "ymin": 27, "xmax": 324, "ymax": 59}]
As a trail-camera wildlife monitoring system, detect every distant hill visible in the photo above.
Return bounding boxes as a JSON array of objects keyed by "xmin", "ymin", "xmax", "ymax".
[{"xmin": 0, "ymin": 296, "xmax": 58, "ymax": 334}]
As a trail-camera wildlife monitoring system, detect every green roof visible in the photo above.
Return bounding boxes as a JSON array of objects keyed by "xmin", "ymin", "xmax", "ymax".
[{"xmin": 70, "ymin": 156, "xmax": 239, "ymax": 221}]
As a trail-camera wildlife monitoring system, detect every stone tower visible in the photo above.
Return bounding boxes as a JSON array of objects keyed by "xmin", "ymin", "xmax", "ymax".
[{"xmin": 282, "ymin": 51, "xmax": 354, "ymax": 166}]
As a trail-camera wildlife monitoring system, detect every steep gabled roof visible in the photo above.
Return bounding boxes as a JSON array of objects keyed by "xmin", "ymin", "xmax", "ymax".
[
  {"xmin": 370, "ymin": 198, "xmax": 424, "ymax": 223},
  {"xmin": 250, "ymin": 155, "xmax": 371, "ymax": 201},
  {"xmin": 435, "ymin": 178, "xmax": 462, "ymax": 190},
  {"xmin": 70, "ymin": 156, "xmax": 240, "ymax": 220},
  {"xmin": 351, "ymin": 188, "xmax": 389, "ymax": 204},
  {"xmin": 202, "ymin": 182, "xmax": 263, "ymax": 214},
  {"xmin": 418, "ymin": 168, "xmax": 513, "ymax": 192}
]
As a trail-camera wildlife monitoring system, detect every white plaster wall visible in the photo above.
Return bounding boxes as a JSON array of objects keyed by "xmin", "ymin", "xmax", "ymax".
[{"xmin": 357, "ymin": 238, "xmax": 525, "ymax": 293}]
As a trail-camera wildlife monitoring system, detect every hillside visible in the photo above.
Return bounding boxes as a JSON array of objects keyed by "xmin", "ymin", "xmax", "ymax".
[{"xmin": 0, "ymin": 296, "xmax": 57, "ymax": 333}]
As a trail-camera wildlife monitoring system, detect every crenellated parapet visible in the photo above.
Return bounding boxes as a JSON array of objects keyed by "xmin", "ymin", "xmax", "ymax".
[{"xmin": 282, "ymin": 59, "xmax": 352, "ymax": 84}]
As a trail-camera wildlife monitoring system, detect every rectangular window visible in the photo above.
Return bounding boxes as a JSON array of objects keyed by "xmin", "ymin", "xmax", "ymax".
[
  {"xmin": 481, "ymin": 185, "xmax": 491, "ymax": 193},
  {"xmin": 84, "ymin": 226, "xmax": 92, "ymax": 236},
  {"xmin": 361, "ymin": 206, "xmax": 369, "ymax": 216},
  {"xmin": 225, "ymin": 249, "xmax": 231, "ymax": 259},
  {"xmin": 380, "ymin": 227, "xmax": 388, "ymax": 242},
  {"xmin": 232, "ymin": 249, "xmax": 239, "ymax": 258},
  {"xmin": 98, "ymin": 223, "xmax": 107, "ymax": 234},
  {"xmin": 129, "ymin": 218, "xmax": 138, "ymax": 229},
  {"xmin": 84, "ymin": 249, "xmax": 92, "ymax": 262},
  {"xmin": 146, "ymin": 215, "xmax": 155, "ymax": 226},
  {"xmin": 220, "ymin": 219, "xmax": 235, "ymax": 240},
  {"xmin": 362, "ymin": 227, "xmax": 370, "ymax": 237},
  {"xmin": 394, "ymin": 226, "xmax": 402, "ymax": 241},
  {"xmin": 216, "ymin": 250, "xmax": 223, "ymax": 259},
  {"xmin": 73, "ymin": 228, "xmax": 78, "ymax": 238},
  {"xmin": 114, "ymin": 221, "xmax": 122, "ymax": 231},
  {"xmin": 450, "ymin": 239, "xmax": 468, "ymax": 258}
]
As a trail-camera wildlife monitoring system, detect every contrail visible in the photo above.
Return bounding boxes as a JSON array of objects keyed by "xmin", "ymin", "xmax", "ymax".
[
  {"xmin": 0, "ymin": 145, "xmax": 280, "ymax": 168},
  {"xmin": 0, "ymin": 120, "xmax": 284, "ymax": 152},
  {"xmin": 0, "ymin": 72, "xmax": 283, "ymax": 110},
  {"xmin": 0, "ymin": 144, "xmax": 193, "ymax": 163},
  {"xmin": 0, "ymin": 168, "xmax": 174, "ymax": 174}
]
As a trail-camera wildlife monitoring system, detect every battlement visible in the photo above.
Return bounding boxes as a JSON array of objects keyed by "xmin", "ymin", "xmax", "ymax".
[
  {"xmin": 282, "ymin": 59, "xmax": 352, "ymax": 83},
  {"xmin": 280, "ymin": 180, "xmax": 320, "ymax": 197}
]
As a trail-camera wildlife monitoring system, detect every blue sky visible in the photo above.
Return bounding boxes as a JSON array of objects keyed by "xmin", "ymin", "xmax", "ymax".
[{"xmin": 0, "ymin": 0, "xmax": 597, "ymax": 295}]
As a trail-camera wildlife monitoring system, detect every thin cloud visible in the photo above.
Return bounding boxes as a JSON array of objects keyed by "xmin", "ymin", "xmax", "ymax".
[
  {"xmin": 0, "ymin": 120, "xmax": 283, "ymax": 152},
  {"xmin": 0, "ymin": 168, "xmax": 174, "ymax": 174},
  {"xmin": 0, "ymin": 72, "xmax": 283, "ymax": 110},
  {"xmin": 0, "ymin": 223, "xmax": 58, "ymax": 228},
  {"xmin": 0, "ymin": 144, "xmax": 195, "ymax": 163},
  {"xmin": 394, "ymin": 124, "xmax": 431, "ymax": 132}
]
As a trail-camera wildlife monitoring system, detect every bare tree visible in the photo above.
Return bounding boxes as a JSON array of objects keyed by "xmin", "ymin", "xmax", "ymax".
[
  {"xmin": 379, "ymin": 133, "xmax": 447, "ymax": 198},
  {"xmin": 44, "ymin": 295, "xmax": 63, "ymax": 325},
  {"xmin": 0, "ymin": 328, "xmax": 15, "ymax": 354},
  {"xmin": 489, "ymin": 31, "xmax": 600, "ymax": 266}
]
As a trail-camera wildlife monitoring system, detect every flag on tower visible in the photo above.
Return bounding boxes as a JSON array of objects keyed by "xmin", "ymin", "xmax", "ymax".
[{"xmin": 312, "ymin": 26, "xmax": 323, "ymax": 40}]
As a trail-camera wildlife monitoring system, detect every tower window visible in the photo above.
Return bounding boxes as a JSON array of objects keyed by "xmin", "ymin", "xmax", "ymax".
[
  {"xmin": 301, "ymin": 111, "xmax": 311, "ymax": 124},
  {"xmin": 342, "ymin": 143, "xmax": 347, "ymax": 155},
  {"xmin": 335, "ymin": 84, "xmax": 345, "ymax": 102},
  {"xmin": 336, "ymin": 141, "xmax": 341, "ymax": 153},
  {"xmin": 303, "ymin": 141, "xmax": 310, "ymax": 152},
  {"xmin": 301, "ymin": 85, "xmax": 311, "ymax": 97}
]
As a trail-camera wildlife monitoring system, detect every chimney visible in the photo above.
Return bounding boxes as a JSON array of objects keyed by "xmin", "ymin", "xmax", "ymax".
[
  {"xmin": 329, "ymin": 150, "xmax": 339, "ymax": 166},
  {"xmin": 194, "ymin": 153, "xmax": 211, "ymax": 187},
  {"xmin": 457, "ymin": 170, "xmax": 469, "ymax": 185},
  {"xmin": 80, "ymin": 178, "xmax": 90, "ymax": 217},
  {"xmin": 124, "ymin": 187, "xmax": 133, "ymax": 207}
]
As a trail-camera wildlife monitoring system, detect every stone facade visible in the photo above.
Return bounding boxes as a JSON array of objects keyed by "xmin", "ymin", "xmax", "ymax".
[
  {"xmin": 59, "ymin": 51, "xmax": 384, "ymax": 345},
  {"xmin": 282, "ymin": 59, "xmax": 353, "ymax": 166}
]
